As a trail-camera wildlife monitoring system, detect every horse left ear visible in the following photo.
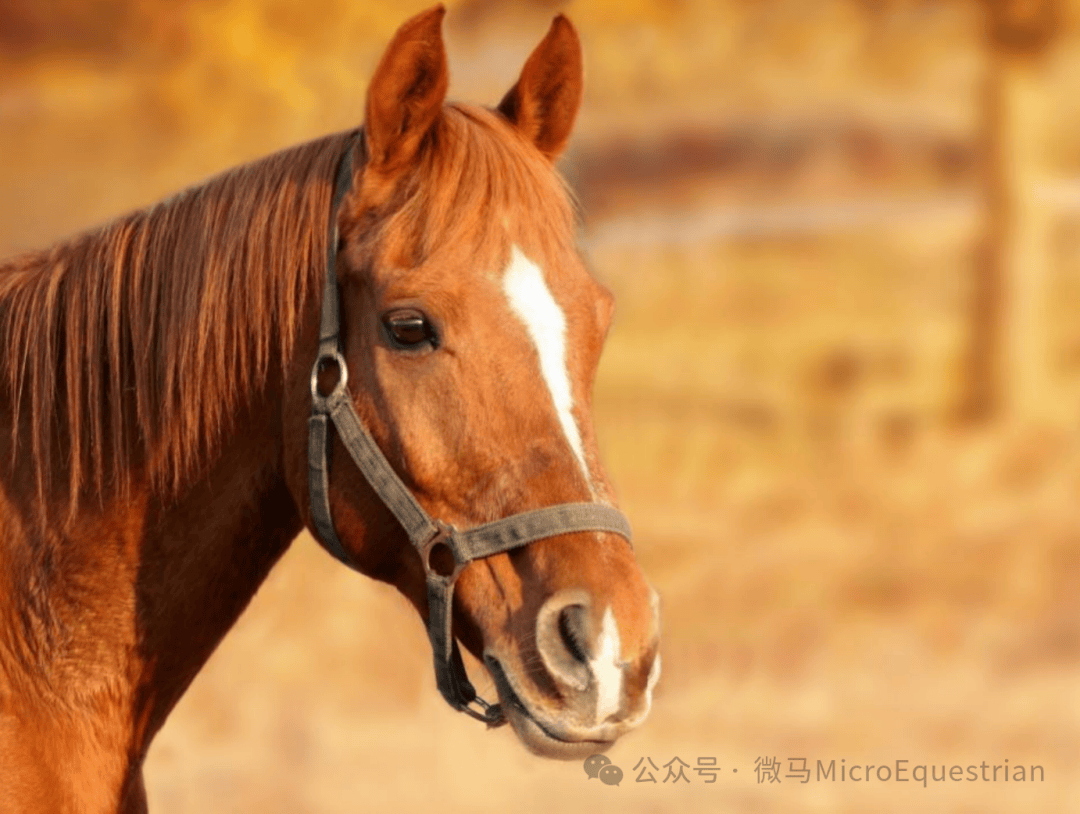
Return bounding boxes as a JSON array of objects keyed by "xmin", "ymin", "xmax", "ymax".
[
  {"xmin": 364, "ymin": 5, "xmax": 449, "ymax": 175},
  {"xmin": 497, "ymin": 14, "xmax": 583, "ymax": 161}
]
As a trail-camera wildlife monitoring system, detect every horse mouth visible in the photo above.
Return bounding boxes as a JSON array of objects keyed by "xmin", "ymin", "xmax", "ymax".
[{"xmin": 484, "ymin": 655, "xmax": 615, "ymax": 760}]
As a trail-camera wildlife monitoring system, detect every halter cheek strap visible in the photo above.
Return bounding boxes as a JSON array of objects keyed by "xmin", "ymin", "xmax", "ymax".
[{"xmin": 307, "ymin": 140, "xmax": 633, "ymax": 726}]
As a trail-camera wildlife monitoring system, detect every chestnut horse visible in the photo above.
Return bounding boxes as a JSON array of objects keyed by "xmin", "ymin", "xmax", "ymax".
[{"xmin": 0, "ymin": 6, "xmax": 659, "ymax": 812}]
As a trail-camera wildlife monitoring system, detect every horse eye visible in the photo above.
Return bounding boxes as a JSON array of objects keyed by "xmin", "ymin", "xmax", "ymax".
[{"xmin": 384, "ymin": 309, "xmax": 436, "ymax": 349}]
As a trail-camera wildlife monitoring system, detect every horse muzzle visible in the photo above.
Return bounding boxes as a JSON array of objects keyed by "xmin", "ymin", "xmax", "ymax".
[{"xmin": 482, "ymin": 588, "xmax": 661, "ymax": 760}]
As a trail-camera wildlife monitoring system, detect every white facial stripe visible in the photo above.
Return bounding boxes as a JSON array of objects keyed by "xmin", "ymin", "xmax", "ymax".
[
  {"xmin": 590, "ymin": 607, "xmax": 623, "ymax": 722},
  {"xmin": 501, "ymin": 245, "xmax": 591, "ymax": 484}
]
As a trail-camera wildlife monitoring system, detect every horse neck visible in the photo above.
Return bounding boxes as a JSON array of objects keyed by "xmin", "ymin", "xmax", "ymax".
[
  {"xmin": 0, "ymin": 349, "xmax": 304, "ymax": 765},
  {"xmin": 130, "ymin": 387, "xmax": 304, "ymax": 741}
]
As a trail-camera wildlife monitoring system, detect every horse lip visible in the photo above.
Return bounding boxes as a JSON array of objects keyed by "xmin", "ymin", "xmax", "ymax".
[
  {"xmin": 483, "ymin": 654, "xmax": 614, "ymax": 752},
  {"xmin": 484, "ymin": 655, "xmax": 535, "ymax": 721}
]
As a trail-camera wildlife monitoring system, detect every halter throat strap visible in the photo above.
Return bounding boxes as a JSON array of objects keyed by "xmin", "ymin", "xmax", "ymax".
[{"xmin": 307, "ymin": 139, "xmax": 633, "ymax": 726}]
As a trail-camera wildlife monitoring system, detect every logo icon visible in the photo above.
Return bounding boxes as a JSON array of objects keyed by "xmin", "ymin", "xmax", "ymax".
[
  {"xmin": 584, "ymin": 753, "xmax": 623, "ymax": 787},
  {"xmin": 599, "ymin": 764, "xmax": 624, "ymax": 786},
  {"xmin": 584, "ymin": 754, "xmax": 610, "ymax": 779}
]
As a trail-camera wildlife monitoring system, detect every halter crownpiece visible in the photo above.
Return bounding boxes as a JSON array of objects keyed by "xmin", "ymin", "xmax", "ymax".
[{"xmin": 307, "ymin": 140, "xmax": 633, "ymax": 725}]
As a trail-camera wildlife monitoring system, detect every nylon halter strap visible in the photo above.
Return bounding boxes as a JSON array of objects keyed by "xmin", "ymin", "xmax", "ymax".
[{"xmin": 307, "ymin": 141, "xmax": 633, "ymax": 726}]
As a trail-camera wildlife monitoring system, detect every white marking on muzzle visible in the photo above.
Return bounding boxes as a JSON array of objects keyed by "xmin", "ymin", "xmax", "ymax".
[
  {"xmin": 501, "ymin": 245, "xmax": 591, "ymax": 484},
  {"xmin": 646, "ymin": 653, "xmax": 661, "ymax": 697},
  {"xmin": 621, "ymin": 591, "xmax": 661, "ymax": 727},
  {"xmin": 644, "ymin": 589, "xmax": 661, "ymax": 704},
  {"xmin": 618, "ymin": 652, "xmax": 660, "ymax": 728},
  {"xmin": 590, "ymin": 607, "xmax": 623, "ymax": 722}
]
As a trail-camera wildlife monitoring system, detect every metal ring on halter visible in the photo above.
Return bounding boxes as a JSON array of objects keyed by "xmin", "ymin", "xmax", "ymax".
[
  {"xmin": 420, "ymin": 521, "xmax": 466, "ymax": 583},
  {"xmin": 310, "ymin": 348, "xmax": 349, "ymax": 412}
]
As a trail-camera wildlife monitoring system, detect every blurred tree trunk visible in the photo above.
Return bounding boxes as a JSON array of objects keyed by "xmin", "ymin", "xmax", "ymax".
[{"xmin": 962, "ymin": 0, "xmax": 1059, "ymax": 421}]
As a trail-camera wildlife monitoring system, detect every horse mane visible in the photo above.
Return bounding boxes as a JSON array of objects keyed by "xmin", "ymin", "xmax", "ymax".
[
  {"xmin": 0, "ymin": 102, "xmax": 578, "ymax": 524},
  {"xmin": 0, "ymin": 130, "xmax": 356, "ymax": 518}
]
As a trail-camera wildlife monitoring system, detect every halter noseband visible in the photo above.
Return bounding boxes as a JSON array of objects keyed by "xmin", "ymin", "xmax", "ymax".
[{"xmin": 307, "ymin": 140, "xmax": 632, "ymax": 726}]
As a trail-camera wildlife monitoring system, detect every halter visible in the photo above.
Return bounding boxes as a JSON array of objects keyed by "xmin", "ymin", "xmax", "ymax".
[{"xmin": 307, "ymin": 139, "xmax": 633, "ymax": 726}]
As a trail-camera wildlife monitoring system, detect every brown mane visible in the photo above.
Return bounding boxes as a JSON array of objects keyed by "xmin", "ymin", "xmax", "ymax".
[
  {"xmin": 0, "ymin": 104, "xmax": 577, "ymax": 523},
  {"xmin": 0, "ymin": 130, "xmax": 355, "ymax": 517}
]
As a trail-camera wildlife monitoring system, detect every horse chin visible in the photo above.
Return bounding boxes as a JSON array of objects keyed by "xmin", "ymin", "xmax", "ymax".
[
  {"xmin": 485, "ymin": 655, "xmax": 614, "ymax": 760},
  {"xmin": 503, "ymin": 704, "xmax": 615, "ymax": 760}
]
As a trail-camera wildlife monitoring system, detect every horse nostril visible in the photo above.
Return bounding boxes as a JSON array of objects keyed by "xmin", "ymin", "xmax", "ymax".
[
  {"xmin": 558, "ymin": 604, "xmax": 591, "ymax": 664},
  {"xmin": 536, "ymin": 590, "xmax": 593, "ymax": 692}
]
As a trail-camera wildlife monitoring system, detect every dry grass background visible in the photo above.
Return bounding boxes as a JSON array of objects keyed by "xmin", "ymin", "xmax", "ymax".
[{"xmin": 3, "ymin": 1, "xmax": 1080, "ymax": 811}]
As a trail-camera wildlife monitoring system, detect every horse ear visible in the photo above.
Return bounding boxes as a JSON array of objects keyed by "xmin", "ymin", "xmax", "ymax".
[
  {"xmin": 364, "ymin": 5, "xmax": 449, "ymax": 174},
  {"xmin": 497, "ymin": 15, "xmax": 583, "ymax": 161}
]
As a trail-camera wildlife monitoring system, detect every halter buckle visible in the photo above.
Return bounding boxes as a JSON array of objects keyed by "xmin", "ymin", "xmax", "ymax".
[
  {"xmin": 459, "ymin": 695, "xmax": 507, "ymax": 727},
  {"xmin": 310, "ymin": 348, "xmax": 349, "ymax": 412}
]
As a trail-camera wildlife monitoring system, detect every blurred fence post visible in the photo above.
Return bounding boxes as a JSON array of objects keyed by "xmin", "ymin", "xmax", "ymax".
[{"xmin": 963, "ymin": 0, "xmax": 1059, "ymax": 421}]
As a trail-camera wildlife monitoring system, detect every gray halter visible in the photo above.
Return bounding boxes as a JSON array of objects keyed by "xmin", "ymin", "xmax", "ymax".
[{"xmin": 307, "ymin": 139, "xmax": 632, "ymax": 725}]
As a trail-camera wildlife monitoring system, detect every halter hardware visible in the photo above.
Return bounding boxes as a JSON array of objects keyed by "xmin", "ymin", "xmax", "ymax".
[
  {"xmin": 310, "ymin": 348, "xmax": 348, "ymax": 410},
  {"xmin": 306, "ymin": 139, "xmax": 632, "ymax": 727},
  {"xmin": 421, "ymin": 521, "xmax": 465, "ymax": 580}
]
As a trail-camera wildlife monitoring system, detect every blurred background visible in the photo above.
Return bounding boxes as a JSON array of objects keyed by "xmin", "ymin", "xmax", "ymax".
[{"xmin": 3, "ymin": 0, "xmax": 1080, "ymax": 811}]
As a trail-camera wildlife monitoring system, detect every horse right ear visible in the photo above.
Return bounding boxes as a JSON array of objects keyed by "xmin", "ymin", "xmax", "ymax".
[{"xmin": 363, "ymin": 5, "xmax": 448, "ymax": 175}]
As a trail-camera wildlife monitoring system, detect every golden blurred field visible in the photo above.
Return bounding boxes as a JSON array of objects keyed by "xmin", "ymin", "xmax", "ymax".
[{"xmin": 3, "ymin": 1, "xmax": 1080, "ymax": 812}]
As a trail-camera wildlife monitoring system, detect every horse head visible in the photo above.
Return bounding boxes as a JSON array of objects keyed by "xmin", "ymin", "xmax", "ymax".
[{"xmin": 282, "ymin": 6, "xmax": 660, "ymax": 758}]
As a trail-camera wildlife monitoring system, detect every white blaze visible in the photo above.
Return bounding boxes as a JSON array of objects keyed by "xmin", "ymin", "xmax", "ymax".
[
  {"xmin": 501, "ymin": 245, "xmax": 590, "ymax": 482},
  {"xmin": 591, "ymin": 607, "xmax": 624, "ymax": 722}
]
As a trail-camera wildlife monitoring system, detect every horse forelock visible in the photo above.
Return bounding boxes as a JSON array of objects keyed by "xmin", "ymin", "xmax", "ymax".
[
  {"xmin": 352, "ymin": 103, "xmax": 579, "ymax": 278},
  {"xmin": 0, "ymin": 130, "xmax": 356, "ymax": 520}
]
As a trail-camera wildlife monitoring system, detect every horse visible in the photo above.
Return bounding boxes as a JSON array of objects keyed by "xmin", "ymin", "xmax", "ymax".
[{"xmin": 0, "ymin": 6, "xmax": 660, "ymax": 811}]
